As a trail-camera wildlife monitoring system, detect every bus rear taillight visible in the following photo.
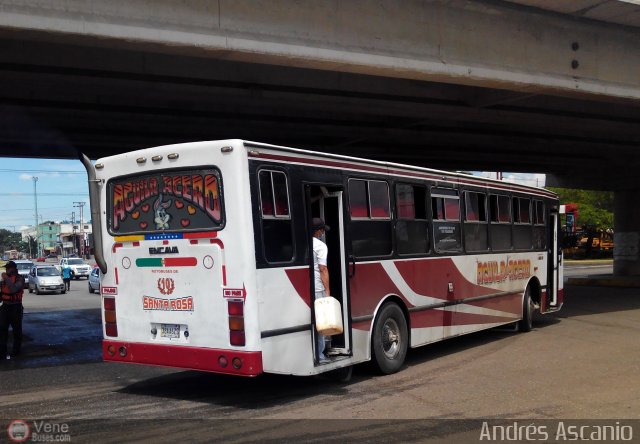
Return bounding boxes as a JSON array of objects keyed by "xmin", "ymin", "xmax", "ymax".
[
  {"xmin": 104, "ymin": 297, "xmax": 118, "ymax": 337},
  {"xmin": 229, "ymin": 331, "xmax": 245, "ymax": 347},
  {"xmin": 228, "ymin": 300, "xmax": 245, "ymax": 346}
]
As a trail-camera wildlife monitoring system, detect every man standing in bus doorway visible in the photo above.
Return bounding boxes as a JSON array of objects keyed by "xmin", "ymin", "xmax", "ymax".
[
  {"xmin": 312, "ymin": 217, "xmax": 331, "ymax": 363},
  {"xmin": 0, "ymin": 261, "xmax": 26, "ymax": 360}
]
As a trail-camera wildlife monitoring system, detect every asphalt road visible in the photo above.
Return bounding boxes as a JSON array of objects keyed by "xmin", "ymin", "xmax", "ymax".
[
  {"xmin": 1, "ymin": 266, "xmax": 638, "ymax": 442},
  {"xmin": 563, "ymin": 260, "xmax": 613, "ymax": 280}
]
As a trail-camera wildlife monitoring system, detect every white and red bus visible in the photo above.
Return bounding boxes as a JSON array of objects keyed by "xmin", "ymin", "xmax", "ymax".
[{"xmin": 81, "ymin": 140, "xmax": 563, "ymax": 377}]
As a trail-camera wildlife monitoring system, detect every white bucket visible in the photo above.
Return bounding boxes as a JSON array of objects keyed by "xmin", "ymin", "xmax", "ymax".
[{"xmin": 315, "ymin": 296, "xmax": 344, "ymax": 335}]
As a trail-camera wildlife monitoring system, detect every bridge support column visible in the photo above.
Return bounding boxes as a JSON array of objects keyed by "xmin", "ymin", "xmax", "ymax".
[{"xmin": 614, "ymin": 189, "xmax": 640, "ymax": 276}]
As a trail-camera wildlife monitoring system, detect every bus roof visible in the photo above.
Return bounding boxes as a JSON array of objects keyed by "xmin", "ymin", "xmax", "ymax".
[
  {"xmin": 97, "ymin": 139, "xmax": 557, "ymax": 200},
  {"xmin": 244, "ymin": 140, "xmax": 557, "ymax": 199}
]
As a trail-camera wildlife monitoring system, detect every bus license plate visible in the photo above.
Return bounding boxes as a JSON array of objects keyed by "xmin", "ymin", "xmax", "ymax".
[{"xmin": 160, "ymin": 324, "xmax": 180, "ymax": 339}]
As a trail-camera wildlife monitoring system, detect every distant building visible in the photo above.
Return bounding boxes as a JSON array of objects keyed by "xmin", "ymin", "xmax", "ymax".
[
  {"xmin": 21, "ymin": 221, "xmax": 92, "ymax": 256},
  {"xmin": 59, "ymin": 222, "xmax": 92, "ymax": 256}
]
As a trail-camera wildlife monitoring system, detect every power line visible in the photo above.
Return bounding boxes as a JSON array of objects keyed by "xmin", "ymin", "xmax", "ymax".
[
  {"xmin": 0, "ymin": 193, "xmax": 88, "ymax": 197},
  {"xmin": 0, "ymin": 206, "xmax": 78, "ymax": 211},
  {"xmin": 0, "ymin": 169, "xmax": 85, "ymax": 174}
]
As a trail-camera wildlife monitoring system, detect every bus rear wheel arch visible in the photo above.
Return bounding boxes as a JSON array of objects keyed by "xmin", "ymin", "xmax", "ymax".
[
  {"xmin": 371, "ymin": 301, "xmax": 409, "ymax": 374},
  {"xmin": 517, "ymin": 284, "xmax": 536, "ymax": 332}
]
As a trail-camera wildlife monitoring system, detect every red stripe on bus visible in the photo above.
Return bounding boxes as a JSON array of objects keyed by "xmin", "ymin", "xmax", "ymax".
[
  {"xmin": 394, "ymin": 258, "xmax": 495, "ymax": 302},
  {"xmin": 210, "ymin": 239, "xmax": 225, "ymax": 249},
  {"xmin": 115, "ymin": 267, "xmax": 119, "ymax": 285},
  {"xmin": 103, "ymin": 340, "xmax": 263, "ymax": 376},
  {"xmin": 410, "ymin": 309, "xmax": 445, "ymax": 328},
  {"xmin": 557, "ymin": 288, "xmax": 564, "ymax": 306},
  {"xmin": 352, "ymin": 319, "xmax": 372, "ymax": 331},
  {"xmin": 112, "ymin": 243, "xmax": 123, "ymax": 253},
  {"xmin": 222, "ymin": 265, "xmax": 227, "ymax": 286},
  {"xmin": 465, "ymin": 292, "xmax": 522, "ymax": 315},
  {"xmin": 285, "ymin": 268, "xmax": 311, "ymax": 307},
  {"xmin": 184, "ymin": 231, "xmax": 218, "ymax": 239},
  {"xmin": 163, "ymin": 257, "xmax": 197, "ymax": 267},
  {"xmin": 410, "ymin": 309, "xmax": 515, "ymax": 329},
  {"xmin": 449, "ymin": 310, "xmax": 516, "ymax": 326},
  {"xmin": 346, "ymin": 263, "xmax": 416, "ymax": 317}
]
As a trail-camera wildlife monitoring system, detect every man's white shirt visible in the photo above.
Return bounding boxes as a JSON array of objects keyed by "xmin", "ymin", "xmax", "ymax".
[{"xmin": 313, "ymin": 237, "xmax": 328, "ymax": 293}]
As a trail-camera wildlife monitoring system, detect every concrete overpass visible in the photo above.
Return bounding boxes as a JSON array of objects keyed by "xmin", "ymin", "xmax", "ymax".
[{"xmin": 1, "ymin": 0, "xmax": 640, "ymax": 274}]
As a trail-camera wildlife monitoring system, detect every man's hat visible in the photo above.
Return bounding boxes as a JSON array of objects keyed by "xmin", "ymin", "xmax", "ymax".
[
  {"xmin": 311, "ymin": 217, "xmax": 330, "ymax": 232},
  {"xmin": 4, "ymin": 260, "xmax": 16, "ymax": 269}
]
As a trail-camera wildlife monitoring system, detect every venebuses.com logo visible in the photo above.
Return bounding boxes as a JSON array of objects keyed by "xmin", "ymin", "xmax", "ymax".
[
  {"xmin": 6, "ymin": 419, "xmax": 71, "ymax": 442},
  {"xmin": 7, "ymin": 420, "xmax": 30, "ymax": 443}
]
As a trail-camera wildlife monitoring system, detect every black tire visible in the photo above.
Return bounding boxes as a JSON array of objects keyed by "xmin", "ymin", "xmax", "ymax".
[
  {"xmin": 35, "ymin": 287, "xmax": 41, "ymax": 295},
  {"xmin": 517, "ymin": 286, "xmax": 535, "ymax": 332},
  {"xmin": 28, "ymin": 286, "xmax": 33, "ymax": 294},
  {"xmin": 371, "ymin": 303, "xmax": 408, "ymax": 374},
  {"xmin": 88, "ymin": 283, "xmax": 94, "ymax": 294}
]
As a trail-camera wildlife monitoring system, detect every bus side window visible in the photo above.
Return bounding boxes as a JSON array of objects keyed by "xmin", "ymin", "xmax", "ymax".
[
  {"xmin": 513, "ymin": 196, "xmax": 533, "ymax": 250},
  {"xmin": 533, "ymin": 199, "xmax": 546, "ymax": 249},
  {"xmin": 431, "ymin": 188, "xmax": 462, "ymax": 253},
  {"xmin": 348, "ymin": 179, "xmax": 392, "ymax": 257},
  {"xmin": 489, "ymin": 194, "xmax": 512, "ymax": 251},
  {"xmin": 258, "ymin": 170, "xmax": 294, "ymax": 263},
  {"xmin": 396, "ymin": 183, "xmax": 429, "ymax": 255},
  {"xmin": 463, "ymin": 191, "xmax": 488, "ymax": 252}
]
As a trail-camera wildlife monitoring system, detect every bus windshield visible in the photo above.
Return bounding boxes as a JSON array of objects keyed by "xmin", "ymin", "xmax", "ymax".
[{"xmin": 107, "ymin": 168, "xmax": 223, "ymax": 235}]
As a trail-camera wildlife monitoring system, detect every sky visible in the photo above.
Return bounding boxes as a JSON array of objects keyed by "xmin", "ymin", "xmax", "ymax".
[
  {"xmin": 473, "ymin": 171, "xmax": 546, "ymax": 188},
  {"xmin": 0, "ymin": 157, "xmax": 89, "ymax": 232},
  {"xmin": 0, "ymin": 157, "xmax": 545, "ymax": 232}
]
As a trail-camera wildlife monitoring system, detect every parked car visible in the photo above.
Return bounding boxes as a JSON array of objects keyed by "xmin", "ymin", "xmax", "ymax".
[
  {"xmin": 14, "ymin": 260, "xmax": 34, "ymax": 283},
  {"xmin": 59, "ymin": 257, "xmax": 92, "ymax": 279},
  {"xmin": 28, "ymin": 265, "xmax": 65, "ymax": 294},
  {"xmin": 88, "ymin": 267, "xmax": 100, "ymax": 294}
]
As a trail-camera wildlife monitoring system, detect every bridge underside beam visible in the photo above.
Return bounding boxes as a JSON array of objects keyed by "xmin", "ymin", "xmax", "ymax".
[
  {"xmin": 614, "ymin": 190, "xmax": 640, "ymax": 277},
  {"xmin": 0, "ymin": 1, "xmax": 639, "ymax": 191},
  {"xmin": 1, "ymin": 0, "xmax": 640, "ymax": 102}
]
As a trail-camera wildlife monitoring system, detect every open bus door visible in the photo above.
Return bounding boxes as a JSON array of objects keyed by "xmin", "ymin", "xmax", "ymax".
[
  {"xmin": 545, "ymin": 210, "xmax": 562, "ymax": 311},
  {"xmin": 305, "ymin": 184, "xmax": 352, "ymax": 365}
]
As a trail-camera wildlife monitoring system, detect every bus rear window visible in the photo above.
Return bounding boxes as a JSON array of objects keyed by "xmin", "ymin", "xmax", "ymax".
[{"xmin": 108, "ymin": 168, "xmax": 223, "ymax": 234}]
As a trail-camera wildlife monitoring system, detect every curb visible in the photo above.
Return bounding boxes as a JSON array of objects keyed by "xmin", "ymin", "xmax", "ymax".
[
  {"xmin": 567, "ymin": 277, "xmax": 640, "ymax": 288},
  {"xmin": 564, "ymin": 259, "xmax": 613, "ymax": 266}
]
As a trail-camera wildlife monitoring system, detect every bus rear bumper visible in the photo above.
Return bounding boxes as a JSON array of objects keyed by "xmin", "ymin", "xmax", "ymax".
[{"xmin": 103, "ymin": 340, "xmax": 263, "ymax": 376}]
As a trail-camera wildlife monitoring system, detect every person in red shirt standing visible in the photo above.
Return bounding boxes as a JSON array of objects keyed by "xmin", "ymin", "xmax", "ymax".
[{"xmin": 0, "ymin": 261, "xmax": 26, "ymax": 360}]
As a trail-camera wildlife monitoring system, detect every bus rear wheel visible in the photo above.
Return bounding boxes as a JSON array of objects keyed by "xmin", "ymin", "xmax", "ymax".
[
  {"xmin": 517, "ymin": 286, "xmax": 535, "ymax": 332},
  {"xmin": 372, "ymin": 303, "xmax": 408, "ymax": 374}
]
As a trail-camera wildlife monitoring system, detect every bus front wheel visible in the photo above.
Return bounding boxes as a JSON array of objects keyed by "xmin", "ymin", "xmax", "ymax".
[
  {"xmin": 517, "ymin": 286, "xmax": 535, "ymax": 332},
  {"xmin": 372, "ymin": 303, "xmax": 408, "ymax": 374}
]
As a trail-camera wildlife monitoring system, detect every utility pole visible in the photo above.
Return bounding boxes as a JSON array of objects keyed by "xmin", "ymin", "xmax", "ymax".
[
  {"xmin": 32, "ymin": 176, "xmax": 39, "ymax": 258},
  {"xmin": 71, "ymin": 211, "xmax": 76, "ymax": 256},
  {"xmin": 73, "ymin": 202, "xmax": 86, "ymax": 257}
]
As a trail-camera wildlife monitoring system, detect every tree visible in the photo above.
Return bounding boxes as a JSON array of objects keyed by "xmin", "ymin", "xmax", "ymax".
[
  {"xmin": 0, "ymin": 229, "xmax": 23, "ymax": 253},
  {"xmin": 547, "ymin": 187, "xmax": 614, "ymax": 230},
  {"xmin": 18, "ymin": 236, "xmax": 38, "ymax": 257}
]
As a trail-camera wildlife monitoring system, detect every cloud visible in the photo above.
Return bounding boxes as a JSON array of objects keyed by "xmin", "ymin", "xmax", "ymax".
[
  {"xmin": 19, "ymin": 171, "xmax": 63, "ymax": 180},
  {"xmin": 471, "ymin": 171, "xmax": 546, "ymax": 187},
  {"xmin": 502, "ymin": 173, "xmax": 546, "ymax": 188}
]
